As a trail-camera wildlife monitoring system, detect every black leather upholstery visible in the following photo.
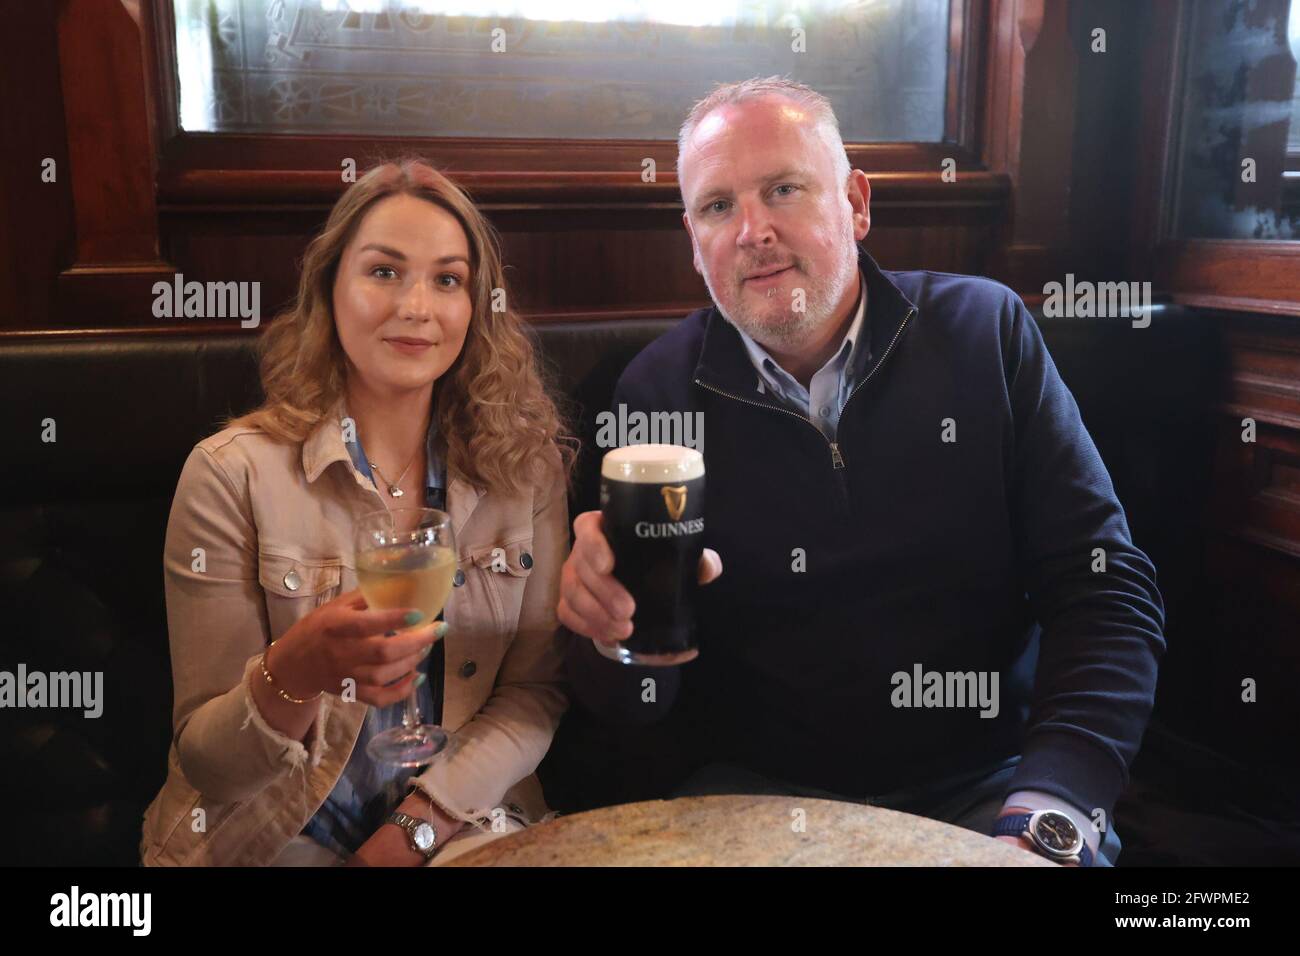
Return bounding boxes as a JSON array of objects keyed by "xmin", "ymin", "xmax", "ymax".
[{"xmin": 0, "ymin": 305, "xmax": 1220, "ymax": 865}]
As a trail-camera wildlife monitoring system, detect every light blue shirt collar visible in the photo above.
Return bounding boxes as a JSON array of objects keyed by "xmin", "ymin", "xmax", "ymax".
[
  {"xmin": 344, "ymin": 414, "xmax": 445, "ymax": 494},
  {"xmin": 732, "ymin": 280, "xmax": 868, "ymax": 439}
]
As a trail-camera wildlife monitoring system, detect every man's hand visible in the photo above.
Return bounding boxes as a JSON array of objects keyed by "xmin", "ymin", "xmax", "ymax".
[
  {"xmin": 994, "ymin": 806, "xmax": 1078, "ymax": 867},
  {"xmin": 558, "ymin": 510, "xmax": 722, "ymax": 648}
]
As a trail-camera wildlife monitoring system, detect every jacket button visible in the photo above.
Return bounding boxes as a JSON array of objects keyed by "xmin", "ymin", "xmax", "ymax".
[
  {"xmin": 459, "ymin": 659, "xmax": 477, "ymax": 679},
  {"xmin": 519, "ymin": 552, "xmax": 533, "ymax": 569},
  {"xmin": 453, "ymin": 569, "xmax": 466, "ymax": 587},
  {"xmin": 283, "ymin": 570, "xmax": 301, "ymax": 591}
]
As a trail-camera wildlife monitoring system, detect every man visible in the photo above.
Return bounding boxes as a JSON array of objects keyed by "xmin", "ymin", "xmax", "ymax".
[{"xmin": 556, "ymin": 77, "xmax": 1164, "ymax": 866}]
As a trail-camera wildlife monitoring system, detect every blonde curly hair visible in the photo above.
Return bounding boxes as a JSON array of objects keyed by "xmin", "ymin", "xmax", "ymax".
[{"xmin": 225, "ymin": 158, "xmax": 576, "ymax": 497}]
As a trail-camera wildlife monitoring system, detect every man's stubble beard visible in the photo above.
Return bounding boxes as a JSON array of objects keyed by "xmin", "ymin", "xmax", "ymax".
[{"xmin": 701, "ymin": 216, "xmax": 860, "ymax": 354}]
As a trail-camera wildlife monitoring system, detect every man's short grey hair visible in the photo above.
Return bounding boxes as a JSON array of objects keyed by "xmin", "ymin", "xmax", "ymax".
[{"xmin": 676, "ymin": 75, "xmax": 852, "ymax": 188}]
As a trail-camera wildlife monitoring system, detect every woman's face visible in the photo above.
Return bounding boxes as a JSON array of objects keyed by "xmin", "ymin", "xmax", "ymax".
[{"xmin": 333, "ymin": 193, "xmax": 474, "ymax": 399}]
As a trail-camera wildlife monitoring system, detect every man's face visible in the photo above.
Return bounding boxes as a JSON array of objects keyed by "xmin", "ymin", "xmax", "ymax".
[{"xmin": 679, "ymin": 96, "xmax": 870, "ymax": 352}]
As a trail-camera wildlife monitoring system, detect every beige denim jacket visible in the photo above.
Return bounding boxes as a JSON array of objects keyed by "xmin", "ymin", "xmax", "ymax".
[{"xmin": 140, "ymin": 397, "xmax": 570, "ymax": 866}]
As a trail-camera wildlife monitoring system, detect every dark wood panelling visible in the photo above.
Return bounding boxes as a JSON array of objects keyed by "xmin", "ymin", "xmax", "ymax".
[
  {"xmin": 1212, "ymin": 316, "xmax": 1300, "ymax": 559},
  {"xmin": 1065, "ymin": 0, "xmax": 1149, "ymax": 281},
  {"xmin": 1128, "ymin": 0, "xmax": 1184, "ymax": 279},
  {"xmin": 0, "ymin": 0, "xmax": 1194, "ymax": 334},
  {"xmin": 156, "ymin": 167, "xmax": 1010, "ymax": 207},
  {"xmin": 1189, "ymin": 311, "xmax": 1300, "ymax": 769},
  {"xmin": 56, "ymin": 0, "xmax": 163, "ymax": 263},
  {"xmin": 151, "ymin": 171, "xmax": 1009, "ymax": 323},
  {"xmin": 5, "ymin": 0, "xmax": 1036, "ymax": 331},
  {"xmin": 0, "ymin": 305, "xmax": 702, "ymax": 343},
  {"xmin": 1161, "ymin": 241, "xmax": 1300, "ymax": 318},
  {"xmin": 1218, "ymin": 317, "xmax": 1300, "ymax": 428},
  {"xmin": 982, "ymin": 0, "xmax": 1076, "ymax": 292},
  {"xmin": 0, "ymin": 1, "xmax": 75, "ymax": 331},
  {"xmin": 55, "ymin": 0, "xmax": 175, "ymax": 325},
  {"xmin": 158, "ymin": 136, "xmax": 991, "ymax": 179},
  {"xmin": 1213, "ymin": 422, "xmax": 1300, "ymax": 557}
]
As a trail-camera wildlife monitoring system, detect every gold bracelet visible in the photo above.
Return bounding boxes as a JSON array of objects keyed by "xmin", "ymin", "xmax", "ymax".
[{"xmin": 260, "ymin": 641, "xmax": 323, "ymax": 704}]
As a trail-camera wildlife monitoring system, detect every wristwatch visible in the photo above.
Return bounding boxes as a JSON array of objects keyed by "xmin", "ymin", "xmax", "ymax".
[
  {"xmin": 386, "ymin": 811, "xmax": 438, "ymax": 861},
  {"xmin": 993, "ymin": 809, "xmax": 1094, "ymax": 867}
]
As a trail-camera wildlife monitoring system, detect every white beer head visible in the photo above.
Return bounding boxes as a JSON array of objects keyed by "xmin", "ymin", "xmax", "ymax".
[{"xmin": 601, "ymin": 444, "xmax": 705, "ymax": 484}]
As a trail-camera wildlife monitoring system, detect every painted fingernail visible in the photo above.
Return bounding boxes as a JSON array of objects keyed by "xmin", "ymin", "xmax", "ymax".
[
  {"xmin": 384, "ymin": 629, "xmax": 398, "ymax": 638},
  {"xmin": 419, "ymin": 644, "xmax": 433, "ymax": 659},
  {"xmin": 413, "ymin": 672, "xmax": 428, "ymax": 688},
  {"xmin": 434, "ymin": 621, "xmax": 449, "ymax": 638},
  {"xmin": 403, "ymin": 610, "xmax": 426, "ymax": 626}
]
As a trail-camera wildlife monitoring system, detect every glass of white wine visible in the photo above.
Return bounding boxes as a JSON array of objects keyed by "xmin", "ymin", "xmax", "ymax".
[{"xmin": 355, "ymin": 507, "xmax": 458, "ymax": 766}]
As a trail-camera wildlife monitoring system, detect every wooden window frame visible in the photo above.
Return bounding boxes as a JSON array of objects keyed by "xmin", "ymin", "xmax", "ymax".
[
  {"xmin": 1133, "ymin": 0, "xmax": 1300, "ymax": 317},
  {"xmin": 42, "ymin": 0, "xmax": 1075, "ymax": 332},
  {"xmin": 145, "ymin": 0, "xmax": 996, "ymax": 205}
]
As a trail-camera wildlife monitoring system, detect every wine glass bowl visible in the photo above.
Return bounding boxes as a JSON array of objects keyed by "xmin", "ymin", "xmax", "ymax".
[{"xmin": 354, "ymin": 507, "xmax": 457, "ymax": 766}]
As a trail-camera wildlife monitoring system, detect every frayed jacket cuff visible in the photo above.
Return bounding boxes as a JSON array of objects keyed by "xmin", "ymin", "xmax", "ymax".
[
  {"xmin": 407, "ymin": 774, "xmax": 492, "ymax": 834},
  {"xmin": 239, "ymin": 654, "xmax": 330, "ymax": 774}
]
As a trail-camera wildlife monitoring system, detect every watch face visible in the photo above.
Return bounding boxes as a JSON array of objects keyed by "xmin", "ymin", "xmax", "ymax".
[
  {"xmin": 1033, "ymin": 812, "xmax": 1080, "ymax": 853},
  {"xmin": 413, "ymin": 822, "xmax": 435, "ymax": 851}
]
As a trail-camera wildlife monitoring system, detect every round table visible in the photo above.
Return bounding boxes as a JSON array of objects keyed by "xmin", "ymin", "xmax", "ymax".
[{"xmin": 442, "ymin": 794, "xmax": 1056, "ymax": 866}]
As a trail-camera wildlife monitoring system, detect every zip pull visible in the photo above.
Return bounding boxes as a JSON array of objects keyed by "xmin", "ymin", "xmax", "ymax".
[{"xmin": 830, "ymin": 442, "xmax": 845, "ymax": 470}]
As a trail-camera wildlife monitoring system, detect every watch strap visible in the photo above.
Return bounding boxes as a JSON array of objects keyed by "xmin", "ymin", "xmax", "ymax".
[
  {"xmin": 993, "ymin": 811, "xmax": 1093, "ymax": 867},
  {"xmin": 993, "ymin": 811, "xmax": 1033, "ymax": 839}
]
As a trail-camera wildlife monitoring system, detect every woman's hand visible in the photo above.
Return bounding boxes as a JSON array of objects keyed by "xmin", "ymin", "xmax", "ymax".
[
  {"xmin": 270, "ymin": 589, "xmax": 443, "ymax": 707},
  {"xmin": 348, "ymin": 791, "xmax": 469, "ymax": 867},
  {"xmin": 345, "ymin": 823, "xmax": 414, "ymax": 867}
]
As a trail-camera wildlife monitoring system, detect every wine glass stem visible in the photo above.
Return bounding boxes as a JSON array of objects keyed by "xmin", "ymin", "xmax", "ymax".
[{"xmin": 402, "ymin": 688, "xmax": 421, "ymax": 730}]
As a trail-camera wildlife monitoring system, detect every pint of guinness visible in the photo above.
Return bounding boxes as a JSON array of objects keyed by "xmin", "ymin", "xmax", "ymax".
[{"xmin": 597, "ymin": 444, "xmax": 705, "ymax": 665}]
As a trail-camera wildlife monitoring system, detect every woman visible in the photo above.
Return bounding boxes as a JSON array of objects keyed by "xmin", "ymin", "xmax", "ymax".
[{"xmin": 141, "ymin": 159, "xmax": 576, "ymax": 866}]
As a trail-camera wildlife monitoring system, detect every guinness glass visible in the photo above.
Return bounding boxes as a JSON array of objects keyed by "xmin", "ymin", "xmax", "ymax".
[{"xmin": 597, "ymin": 444, "xmax": 705, "ymax": 665}]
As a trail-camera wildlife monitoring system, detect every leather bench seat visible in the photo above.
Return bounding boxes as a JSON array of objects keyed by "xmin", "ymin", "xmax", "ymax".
[{"xmin": 0, "ymin": 305, "xmax": 1218, "ymax": 865}]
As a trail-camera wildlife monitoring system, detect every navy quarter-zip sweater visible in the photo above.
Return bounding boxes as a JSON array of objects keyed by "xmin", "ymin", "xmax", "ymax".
[{"xmin": 566, "ymin": 246, "xmax": 1166, "ymax": 822}]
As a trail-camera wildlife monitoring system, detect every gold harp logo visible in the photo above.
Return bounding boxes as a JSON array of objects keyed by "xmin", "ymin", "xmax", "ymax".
[{"xmin": 661, "ymin": 485, "xmax": 688, "ymax": 521}]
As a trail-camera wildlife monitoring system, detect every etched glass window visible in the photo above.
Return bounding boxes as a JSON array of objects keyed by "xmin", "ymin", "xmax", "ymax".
[
  {"xmin": 1169, "ymin": 0, "xmax": 1300, "ymax": 240},
  {"xmin": 171, "ymin": 0, "xmax": 951, "ymax": 140}
]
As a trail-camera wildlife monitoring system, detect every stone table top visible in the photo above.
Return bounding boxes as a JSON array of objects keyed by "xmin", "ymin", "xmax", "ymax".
[{"xmin": 443, "ymin": 794, "xmax": 1057, "ymax": 867}]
